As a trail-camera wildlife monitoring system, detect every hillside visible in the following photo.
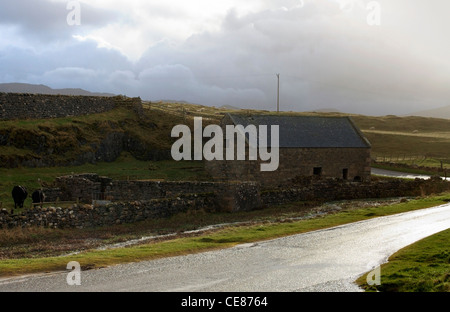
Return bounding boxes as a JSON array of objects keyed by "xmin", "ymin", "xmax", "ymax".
[
  {"xmin": 350, "ymin": 114, "xmax": 450, "ymax": 167},
  {"xmin": 407, "ymin": 105, "xmax": 450, "ymax": 119},
  {"xmin": 0, "ymin": 83, "xmax": 115, "ymax": 97},
  {"xmin": 145, "ymin": 101, "xmax": 450, "ymax": 168},
  {"xmin": 2, "ymin": 98, "xmax": 450, "ymax": 169},
  {"xmin": 0, "ymin": 101, "xmax": 184, "ymax": 168}
]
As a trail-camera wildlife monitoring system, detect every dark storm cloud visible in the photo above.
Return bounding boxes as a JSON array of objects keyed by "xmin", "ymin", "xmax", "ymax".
[
  {"xmin": 1, "ymin": 0, "xmax": 450, "ymax": 116},
  {"xmin": 150, "ymin": 1, "xmax": 450, "ymax": 115}
]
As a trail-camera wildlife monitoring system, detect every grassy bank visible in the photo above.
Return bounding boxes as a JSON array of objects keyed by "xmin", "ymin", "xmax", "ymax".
[
  {"xmin": 357, "ymin": 228, "xmax": 450, "ymax": 292},
  {"xmin": 1, "ymin": 193, "xmax": 449, "ymax": 278}
]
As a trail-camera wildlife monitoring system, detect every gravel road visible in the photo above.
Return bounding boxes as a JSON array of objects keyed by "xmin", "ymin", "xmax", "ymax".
[{"xmin": 1, "ymin": 203, "xmax": 449, "ymax": 292}]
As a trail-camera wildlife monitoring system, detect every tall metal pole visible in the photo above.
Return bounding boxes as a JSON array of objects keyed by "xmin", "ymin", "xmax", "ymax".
[{"xmin": 276, "ymin": 73, "xmax": 280, "ymax": 113}]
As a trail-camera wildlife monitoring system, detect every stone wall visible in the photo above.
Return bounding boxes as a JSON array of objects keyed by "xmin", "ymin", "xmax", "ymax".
[
  {"xmin": 0, "ymin": 174, "xmax": 262, "ymax": 228},
  {"xmin": 42, "ymin": 173, "xmax": 262, "ymax": 211},
  {"xmin": 0, "ymin": 195, "xmax": 215, "ymax": 229},
  {"xmin": 0, "ymin": 93, "xmax": 142, "ymax": 120},
  {"xmin": 1, "ymin": 174, "xmax": 449, "ymax": 229},
  {"xmin": 205, "ymin": 147, "xmax": 372, "ymax": 187},
  {"xmin": 261, "ymin": 176, "xmax": 450, "ymax": 206},
  {"xmin": 44, "ymin": 174, "xmax": 223, "ymax": 203}
]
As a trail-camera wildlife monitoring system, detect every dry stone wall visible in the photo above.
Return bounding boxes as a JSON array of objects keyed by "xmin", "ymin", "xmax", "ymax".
[
  {"xmin": 0, "ymin": 195, "xmax": 214, "ymax": 229},
  {"xmin": 261, "ymin": 176, "xmax": 450, "ymax": 206},
  {"xmin": 1, "ymin": 175, "xmax": 449, "ymax": 230},
  {"xmin": 44, "ymin": 174, "xmax": 226, "ymax": 203},
  {"xmin": 0, "ymin": 93, "xmax": 144, "ymax": 120},
  {"xmin": 0, "ymin": 93, "xmax": 115, "ymax": 120},
  {"xmin": 0, "ymin": 174, "xmax": 262, "ymax": 229}
]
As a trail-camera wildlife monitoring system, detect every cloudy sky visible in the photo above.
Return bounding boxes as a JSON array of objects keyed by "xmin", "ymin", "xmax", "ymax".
[{"xmin": 1, "ymin": 0, "xmax": 449, "ymax": 115}]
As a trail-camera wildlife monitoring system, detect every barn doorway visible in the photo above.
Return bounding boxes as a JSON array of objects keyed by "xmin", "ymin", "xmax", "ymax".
[
  {"xmin": 343, "ymin": 168, "xmax": 348, "ymax": 180},
  {"xmin": 313, "ymin": 167, "xmax": 322, "ymax": 176}
]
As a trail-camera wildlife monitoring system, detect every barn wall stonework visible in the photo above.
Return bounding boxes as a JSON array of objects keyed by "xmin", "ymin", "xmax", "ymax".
[{"xmin": 205, "ymin": 147, "xmax": 372, "ymax": 187}]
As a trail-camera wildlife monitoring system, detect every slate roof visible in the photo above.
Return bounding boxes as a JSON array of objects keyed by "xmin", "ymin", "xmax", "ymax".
[{"xmin": 225, "ymin": 114, "xmax": 371, "ymax": 148}]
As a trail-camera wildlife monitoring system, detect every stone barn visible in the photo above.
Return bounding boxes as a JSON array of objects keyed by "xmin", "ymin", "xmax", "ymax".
[{"xmin": 205, "ymin": 113, "xmax": 372, "ymax": 187}]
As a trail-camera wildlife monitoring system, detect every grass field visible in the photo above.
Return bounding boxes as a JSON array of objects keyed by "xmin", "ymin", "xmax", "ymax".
[
  {"xmin": 357, "ymin": 228, "xmax": 450, "ymax": 292},
  {"xmin": 351, "ymin": 115, "xmax": 450, "ymax": 168}
]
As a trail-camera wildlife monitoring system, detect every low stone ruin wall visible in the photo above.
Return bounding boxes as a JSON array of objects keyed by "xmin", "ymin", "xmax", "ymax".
[
  {"xmin": 41, "ymin": 173, "xmax": 259, "ymax": 206},
  {"xmin": 261, "ymin": 176, "xmax": 450, "ymax": 206},
  {"xmin": 0, "ymin": 174, "xmax": 262, "ymax": 229},
  {"xmin": 0, "ymin": 195, "xmax": 215, "ymax": 229},
  {"xmin": 1, "ymin": 174, "xmax": 449, "ymax": 229}
]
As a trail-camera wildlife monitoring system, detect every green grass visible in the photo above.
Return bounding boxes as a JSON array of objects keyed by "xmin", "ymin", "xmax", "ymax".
[
  {"xmin": 351, "ymin": 115, "xmax": 450, "ymax": 133},
  {"xmin": 1, "ymin": 193, "xmax": 449, "ymax": 278},
  {"xmin": 351, "ymin": 114, "xmax": 450, "ymax": 167},
  {"xmin": 357, "ymin": 228, "xmax": 450, "ymax": 292},
  {"xmin": 364, "ymin": 131, "xmax": 450, "ymax": 161}
]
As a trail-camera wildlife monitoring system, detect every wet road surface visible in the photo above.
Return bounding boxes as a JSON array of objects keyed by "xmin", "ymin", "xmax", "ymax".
[
  {"xmin": 371, "ymin": 167, "xmax": 449, "ymax": 180},
  {"xmin": 1, "ymin": 203, "xmax": 449, "ymax": 292}
]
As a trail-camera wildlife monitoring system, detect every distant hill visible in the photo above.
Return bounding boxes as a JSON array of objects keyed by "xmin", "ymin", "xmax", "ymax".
[
  {"xmin": 0, "ymin": 83, "xmax": 115, "ymax": 97},
  {"xmin": 310, "ymin": 108, "xmax": 342, "ymax": 113},
  {"xmin": 407, "ymin": 105, "xmax": 450, "ymax": 119},
  {"xmin": 220, "ymin": 105, "xmax": 242, "ymax": 110}
]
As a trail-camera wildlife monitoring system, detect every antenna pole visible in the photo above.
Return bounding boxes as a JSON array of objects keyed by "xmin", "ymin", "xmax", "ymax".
[{"xmin": 276, "ymin": 73, "xmax": 280, "ymax": 113}]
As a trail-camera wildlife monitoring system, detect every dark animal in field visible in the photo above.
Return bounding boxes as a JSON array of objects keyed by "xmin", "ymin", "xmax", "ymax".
[
  {"xmin": 12, "ymin": 186, "xmax": 28, "ymax": 209},
  {"xmin": 32, "ymin": 190, "xmax": 46, "ymax": 208}
]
